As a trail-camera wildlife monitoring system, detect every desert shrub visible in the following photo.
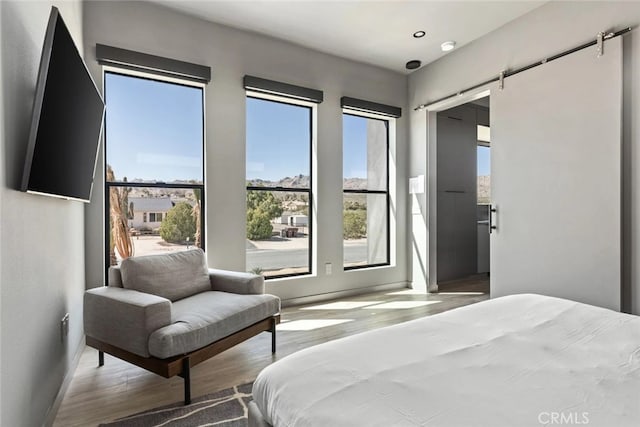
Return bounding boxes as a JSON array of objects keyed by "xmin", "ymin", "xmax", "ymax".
[
  {"xmin": 247, "ymin": 209, "xmax": 273, "ymax": 240},
  {"xmin": 250, "ymin": 267, "xmax": 264, "ymax": 275},
  {"xmin": 160, "ymin": 202, "xmax": 196, "ymax": 243},
  {"xmin": 246, "ymin": 190, "xmax": 283, "ymax": 240},
  {"xmin": 247, "ymin": 190, "xmax": 283, "ymax": 219},
  {"xmin": 343, "ymin": 209, "xmax": 366, "ymax": 239}
]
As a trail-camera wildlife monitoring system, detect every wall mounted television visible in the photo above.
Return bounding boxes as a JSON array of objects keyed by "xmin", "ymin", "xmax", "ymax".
[{"xmin": 20, "ymin": 6, "xmax": 105, "ymax": 203}]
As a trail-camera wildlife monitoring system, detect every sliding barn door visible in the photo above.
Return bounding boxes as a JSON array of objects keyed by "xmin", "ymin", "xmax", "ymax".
[{"xmin": 490, "ymin": 38, "xmax": 622, "ymax": 310}]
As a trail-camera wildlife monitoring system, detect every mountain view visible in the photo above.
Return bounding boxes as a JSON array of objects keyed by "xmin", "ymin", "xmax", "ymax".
[
  {"xmin": 116, "ymin": 174, "xmax": 484, "ymax": 198},
  {"xmin": 248, "ymin": 174, "xmax": 367, "ymax": 190}
]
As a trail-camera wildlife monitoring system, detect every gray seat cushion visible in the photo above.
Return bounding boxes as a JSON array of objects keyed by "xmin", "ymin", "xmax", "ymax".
[
  {"xmin": 120, "ymin": 249, "xmax": 211, "ymax": 302},
  {"xmin": 148, "ymin": 291, "xmax": 280, "ymax": 359}
]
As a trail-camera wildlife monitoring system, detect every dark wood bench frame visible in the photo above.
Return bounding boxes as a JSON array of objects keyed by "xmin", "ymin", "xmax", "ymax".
[{"xmin": 86, "ymin": 314, "xmax": 280, "ymax": 404}]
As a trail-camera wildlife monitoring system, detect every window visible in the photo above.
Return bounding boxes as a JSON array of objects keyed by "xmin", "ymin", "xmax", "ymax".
[
  {"xmin": 104, "ymin": 71, "xmax": 204, "ymax": 267},
  {"xmin": 477, "ymin": 125, "xmax": 490, "ymax": 204},
  {"xmin": 149, "ymin": 212, "xmax": 163, "ymax": 222},
  {"xmin": 343, "ymin": 113, "xmax": 390, "ymax": 269},
  {"xmin": 246, "ymin": 95, "xmax": 312, "ymax": 278},
  {"xmin": 477, "ymin": 145, "xmax": 491, "ymax": 204}
]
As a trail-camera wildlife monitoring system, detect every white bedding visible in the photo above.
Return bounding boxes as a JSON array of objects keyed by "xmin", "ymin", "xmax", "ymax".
[{"xmin": 253, "ymin": 294, "xmax": 640, "ymax": 427}]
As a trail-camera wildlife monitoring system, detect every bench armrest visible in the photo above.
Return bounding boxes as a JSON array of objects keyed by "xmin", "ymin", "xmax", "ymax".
[
  {"xmin": 84, "ymin": 287, "xmax": 172, "ymax": 357},
  {"xmin": 209, "ymin": 269, "xmax": 264, "ymax": 295}
]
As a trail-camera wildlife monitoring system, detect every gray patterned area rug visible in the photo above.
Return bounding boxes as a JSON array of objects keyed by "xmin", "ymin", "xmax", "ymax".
[{"xmin": 99, "ymin": 383, "xmax": 253, "ymax": 427}]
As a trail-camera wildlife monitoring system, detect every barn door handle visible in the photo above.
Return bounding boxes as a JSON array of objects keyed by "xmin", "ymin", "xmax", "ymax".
[{"xmin": 489, "ymin": 205, "xmax": 497, "ymax": 233}]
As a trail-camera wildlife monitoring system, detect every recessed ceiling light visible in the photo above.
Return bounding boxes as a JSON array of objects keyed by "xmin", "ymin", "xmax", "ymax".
[
  {"xmin": 406, "ymin": 60, "xmax": 422, "ymax": 70},
  {"xmin": 441, "ymin": 41, "xmax": 456, "ymax": 52},
  {"xmin": 413, "ymin": 30, "xmax": 426, "ymax": 38}
]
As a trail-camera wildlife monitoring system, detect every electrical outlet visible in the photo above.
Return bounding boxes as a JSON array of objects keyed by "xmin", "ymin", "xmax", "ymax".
[
  {"xmin": 325, "ymin": 263, "xmax": 332, "ymax": 275},
  {"xmin": 61, "ymin": 313, "xmax": 69, "ymax": 340}
]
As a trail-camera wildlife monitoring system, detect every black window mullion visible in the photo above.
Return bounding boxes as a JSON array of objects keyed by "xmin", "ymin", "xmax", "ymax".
[
  {"xmin": 307, "ymin": 106, "xmax": 313, "ymax": 278},
  {"xmin": 246, "ymin": 186, "xmax": 309, "ymax": 192},
  {"xmin": 104, "ymin": 183, "xmax": 110, "ymax": 285},
  {"xmin": 343, "ymin": 189, "xmax": 387, "ymax": 194},
  {"xmin": 385, "ymin": 122, "xmax": 390, "ymax": 267}
]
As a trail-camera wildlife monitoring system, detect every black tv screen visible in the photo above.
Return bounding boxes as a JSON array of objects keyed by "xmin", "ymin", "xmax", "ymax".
[{"xmin": 21, "ymin": 6, "xmax": 105, "ymax": 202}]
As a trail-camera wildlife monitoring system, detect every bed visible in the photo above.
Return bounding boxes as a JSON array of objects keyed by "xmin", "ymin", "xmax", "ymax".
[{"xmin": 249, "ymin": 294, "xmax": 640, "ymax": 427}]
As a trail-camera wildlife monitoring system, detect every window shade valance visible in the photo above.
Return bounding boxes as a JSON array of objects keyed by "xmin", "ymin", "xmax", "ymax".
[
  {"xmin": 341, "ymin": 96, "xmax": 401, "ymax": 118},
  {"xmin": 243, "ymin": 75, "xmax": 323, "ymax": 103},
  {"xmin": 96, "ymin": 44, "xmax": 211, "ymax": 83}
]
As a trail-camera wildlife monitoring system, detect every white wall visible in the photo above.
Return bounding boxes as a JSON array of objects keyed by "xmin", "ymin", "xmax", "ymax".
[
  {"xmin": 408, "ymin": 1, "xmax": 640, "ymax": 314},
  {"xmin": 0, "ymin": 1, "xmax": 86, "ymax": 425},
  {"xmin": 83, "ymin": 1, "xmax": 409, "ymax": 302}
]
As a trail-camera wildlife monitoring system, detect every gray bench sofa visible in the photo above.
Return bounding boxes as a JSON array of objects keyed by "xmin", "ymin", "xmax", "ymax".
[{"xmin": 83, "ymin": 249, "xmax": 280, "ymax": 404}]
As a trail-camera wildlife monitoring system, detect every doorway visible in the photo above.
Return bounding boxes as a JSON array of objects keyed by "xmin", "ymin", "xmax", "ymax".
[{"xmin": 434, "ymin": 96, "xmax": 490, "ymax": 294}]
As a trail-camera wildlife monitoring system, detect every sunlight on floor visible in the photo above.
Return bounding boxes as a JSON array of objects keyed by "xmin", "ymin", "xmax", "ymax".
[
  {"xmin": 363, "ymin": 301, "xmax": 441, "ymax": 309},
  {"xmin": 277, "ymin": 319, "xmax": 354, "ymax": 331},
  {"xmin": 300, "ymin": 301, "xmax": 379, "ymax": 310}
]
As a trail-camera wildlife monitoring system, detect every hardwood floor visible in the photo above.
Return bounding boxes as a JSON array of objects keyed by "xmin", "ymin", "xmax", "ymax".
[
  {"xmin": 53, "ymin": 284, "xmax": 489, "ymax": 426},
  {"xmin": 437, "ymin": 273, "xmax": 490, "ymax": 293}
]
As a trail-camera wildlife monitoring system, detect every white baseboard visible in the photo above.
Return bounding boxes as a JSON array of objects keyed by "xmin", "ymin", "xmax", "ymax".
[
  {"xmin": 281, "ymin": 281, "xmax": 409, "ymax": 307},
  {"xmin": 43, "ymin": 338, "xmax": 85, "ymax": 427}
]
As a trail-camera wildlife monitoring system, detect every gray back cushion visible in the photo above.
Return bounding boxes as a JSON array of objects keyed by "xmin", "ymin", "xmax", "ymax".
[
  {"xmin": 120, "ymin": 249, "xmax": 211, "ymax": 301},
  {"xmin": 108, "ymin": 266, "xmax": 123, "ymax": 288}
]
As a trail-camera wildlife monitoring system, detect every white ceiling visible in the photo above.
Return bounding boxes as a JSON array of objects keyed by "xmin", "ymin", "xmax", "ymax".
[{"xmin": 152, "ymin": 0, "xmax": 545, "ymax": 74}]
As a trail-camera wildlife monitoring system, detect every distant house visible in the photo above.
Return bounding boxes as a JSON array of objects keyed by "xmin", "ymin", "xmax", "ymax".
[
  {"xmin": 128, "ymin": 197, "xmax": 174, "ymax": 230},
  {"xmin": 279, "ymin": 214, "xmax": 308, "ymax": 227},
  {"xmin": 288, "ymin": 215, "xmax": 308, "ymax": 227}
]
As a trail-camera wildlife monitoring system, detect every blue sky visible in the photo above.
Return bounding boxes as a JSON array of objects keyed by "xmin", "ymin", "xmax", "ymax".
[
  {"xmin": 105, "ymin": 74, "xmax": 490, "ymax": 183},
  {"xmin": 246, "ymin": 97, "xmax": 310, "ymax": 181},
  {"xmin": 478, "ymin": 145, "xmax": 490, "ymax": 176},
  {"xmin": 246, "ymin": 98, "xmax": 373, "ymax": 182},
  {"xmin": 105, "ymin": 73, "xmax": 203, "ymax": 182},
  {"xmin": 342, "ymin": 114, "xmax": 368, "ymax": 179}
]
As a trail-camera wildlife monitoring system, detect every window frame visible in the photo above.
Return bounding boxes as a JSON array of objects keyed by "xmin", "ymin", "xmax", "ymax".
[
  {"xmin": 245, "ymin": 91, "xmax": 314, "ymax": 279},
  {"xmin": 102, "ymin": 68, "xmax": 206, "ymax": 277},
  {"xmin": 342, "ymin": 110, "xmax": 391, "ymax": 270}
]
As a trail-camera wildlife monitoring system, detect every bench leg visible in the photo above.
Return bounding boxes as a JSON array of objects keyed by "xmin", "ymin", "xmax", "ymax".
[
  {"xmin": 98, "ymin": 351, "xmax": 104, "ymax": 367},
  {"xmin": 271, "ymin": 318, "xmax": 277, "ymax": 354},
  {"xmin": 182, "ymin": 358, "xmax": 191, "ymax": 405}
]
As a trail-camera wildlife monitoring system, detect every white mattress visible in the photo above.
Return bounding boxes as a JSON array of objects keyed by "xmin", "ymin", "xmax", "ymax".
[{"xmin": 253, "ymin": 294, "xmax": 640, "ymax": 427}]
